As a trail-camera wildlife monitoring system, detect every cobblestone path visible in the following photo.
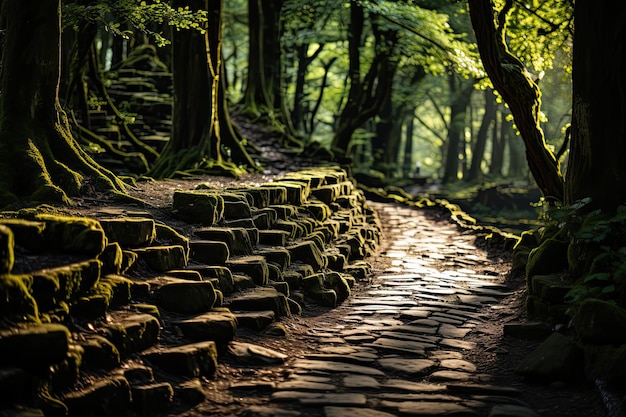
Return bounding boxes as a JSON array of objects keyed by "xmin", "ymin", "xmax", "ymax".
[{"xmin": 195, "ymin": 202, "xmax": 539, "ymax": 417}]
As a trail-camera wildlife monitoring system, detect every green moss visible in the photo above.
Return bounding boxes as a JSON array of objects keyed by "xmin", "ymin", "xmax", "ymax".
[
  {"xmin": 155, "ymin": 223, "xmax": 190, "ymax": 261},
  {"xmin": 36, "ymin": 214, "xmax": 107, "ymax": 256},
  {"xmin": 0, "ymin": 218, "xmax": 46, "ymax": 252},
  {"xmin": 526, "ymin": 237, "xmax": 569, "ymax": 279},
  {"xmin": 0, "ymin": 224, "xmax": 14, "ymax": 273},
  {"xmin": 0, "ymin": 273, "xmax": 39, "ymax": 322},
  {"xmin": 32, "ymin": 260, "xmax": 102, "ymax": 307}
]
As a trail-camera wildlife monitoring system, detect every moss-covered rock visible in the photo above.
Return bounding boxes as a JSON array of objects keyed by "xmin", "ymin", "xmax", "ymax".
[
  {"xmin": 98, "ymin": 242, "xmax": 124, "ymax": 275},
  {"xmin": 189, "ymin": 240, "xmax": 230, "ymax": 264},
  {"xmin": 226, "ymin": 287, "xmax": 291, "ymax": 318},
  {"xmin": 174, "ymin": 310, "xmax": 238, "ymax": 346},
  {"xmin": 63, "ymin": 375, "xmax": 131, "ymax": 417},
  {"xmin": 525, "ymin": 237, "xmax": 569, "ymax": 280},
  {"xmin": 0, "ymin": 274, "xmax": 38, "ymax": 322},
  {"xmin": 193, "ymin": 227, "xmax": 253, "ymax": 256},
  {"xmin": 104, "ymin": 313, "xmax": 160, "ymax": 355},
  {"xmin": 31, "ymin": 260, "xmax": 101, "ymax": 309},
  {"xmin": 186, "ymin": 265, "xmax": 235, "ymax": 295},
  {"xmin": 287, "ymin": 241, "xmax": 327, "ymax": 272},
  {"xmin": 0, "ymin": 218, "xmax": 46, "ymax": 252},
  {"xmin": 585, "ymin": 344, "xmax": 626, "ymax": 387},
  {"xmin": 530, "ymin": 274, "xmax": 573, "ymax": 303},
  {"xmin": 78, "ymin": 335, "xmax": 121, "ymax": 370},
  {"xmin": 172, "ymin": 190, "xmax": 224, "ymax": 225},
  {"xmin": 99, "ymin": 217, "xmax": 156, "ymax": 247},
  {"xmin": 223, "ymin": 198, "xmax": 253, "ymax": 220},
  {"xmin": 0, "ymin": 323, "xmax": 70, "ymax": 371},
  {"xmin": 131, "ymin": 382, "xmax": 174, "ymax": 417},
  {"xmin": 573, "ymin": 298, "xmax": 626, "ymax": 345},
  {"xmin": 325, "ymin": 272, "xmax": 351, "ymax": 304},
  {"xmin": 35, "ymin": 214, "xmax": 107, "ymax": 256},
  {"xmin": 227, "ymin": 255, "xmax": 270, "ymax": 286},
  {"xmin": 133, "ymin": 245, "xmax": 187, "ymax": 272},
  {"xmin": 142, "ymin": 341, "xmax": 218, "ymax": 377},
  {"xmin": 156, "ymin": 279, "xmax": 217, "ymax": 313},
  {"xmin": 154, "ymin": 223, "xmax": 189, "ymax": 261},
  {"xmin": 515, "ymin": 332, "xmax": 584, "ymax": 382}
]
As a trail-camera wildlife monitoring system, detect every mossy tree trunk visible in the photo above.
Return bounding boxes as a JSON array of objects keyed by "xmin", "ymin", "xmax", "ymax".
[
  {"xmin": 565, "ymin": 1, "xmax": 626, "ymax": 211},
  {"xmin": 331, "ymin": 1, "xmax": 398, "ymax": 159},
  {"xmin": 148, "ymin": 0, "xmax": 257, "ymax": 178},
  {"xmin": 0, "ymin": 0, "xmax": 126, "ymax": 208},
  {"xmin": 489, "ymin": 109, "xmax": 507, "ymax": 177},
  {"xmin": 240, "ymin": 0, "xmax": 299, "ymax": 146},
  {"xmin": 468, "ymin": 0, "xmax": 564, "ymax": 202}
]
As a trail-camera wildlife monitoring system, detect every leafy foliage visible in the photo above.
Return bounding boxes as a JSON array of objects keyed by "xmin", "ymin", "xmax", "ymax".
[
  {"xmin": 63, "ymin": 0, "xmax": 208, "ymax": 46},
  {"xmin": 541, "ymin": 198, "xmax": 626, "ymax": 307}
]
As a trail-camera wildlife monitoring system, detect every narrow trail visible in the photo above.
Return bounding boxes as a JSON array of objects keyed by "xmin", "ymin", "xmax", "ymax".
[{"xmin": 183, "ymin": 201, "xmax": 606, "ymax": 417}]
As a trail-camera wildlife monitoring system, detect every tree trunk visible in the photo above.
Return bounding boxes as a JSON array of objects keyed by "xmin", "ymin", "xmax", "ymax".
[
  {"xmin": 148, "ymin": 0, "xmax": 256, "ymax": 178},
  {"xmin": 0, "ymin": 0, "xmax": 126, "ymax": 208},
  {"xmin": 565, "ymin": 1, "xmax": 626, "ymax": 211},
  {"xmin": 467, "ymin": 89, "xmax": 496, "ymax": 182},
  {"xmin": 442, "ymin": 74, "xmax": 473, "ymax": 183},
  {"xmin": 489, "ymin": 110, "xmax": 505, "ymax": 176},
  {"xmin": 331, "ymin": 3, "xmax": 397, "ymax": 159},
  {"xmin": 468, "ymin": 0, "xmax": 564, "ymax": 201}
]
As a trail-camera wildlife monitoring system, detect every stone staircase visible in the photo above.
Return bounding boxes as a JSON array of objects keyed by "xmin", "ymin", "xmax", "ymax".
[{"xmin": 0, "ymin": 166, "xmax": 381, "ymax": 417}]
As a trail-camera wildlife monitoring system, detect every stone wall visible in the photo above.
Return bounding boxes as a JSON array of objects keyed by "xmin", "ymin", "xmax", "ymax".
[{"xmin": 0, "ymin": 166, "xmax": 381, "ymax": 417}]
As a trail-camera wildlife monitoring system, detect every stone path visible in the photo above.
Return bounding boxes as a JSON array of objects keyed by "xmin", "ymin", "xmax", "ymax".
[{"xmin": 197, "ymin": 202, "xmax": 539, "ymax": 417}]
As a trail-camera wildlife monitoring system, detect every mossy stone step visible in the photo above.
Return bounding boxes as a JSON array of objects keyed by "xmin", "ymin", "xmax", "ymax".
[
  {"xmin": 255, "ymin": 247, "xmax": 291, "ymax": 271},
  {"xmin": 130, "ymin": 382, "xmax": 174, "ymax": 417},
  {"xmin": 226, "ymin": 287, "xmax": 291, "ymax": 318},
  {"xmin": 36, "ymin": 214, "xmax": 107, "ymax": 256},
  {"xmin": 185, "ymin": 265, "xmax": 235, "ymax": 295},
  {"xmin": 162, "ymin": 269, "xmax": 203, "ymax": 281},
  {"xmin": 226, "ymin": 255, "xmax": 270, "ymax": 286},
  {"xmin": 0, "ymin": 323, "xmax": 70, "ymax": 371},
  {"xmin": 251, "ymin": 207, "xmax": 278, "ymax": 228},
  {"xmin": 99, "ymin": 217, "xmax": 156, "ymax": 247},
  {"xmin": 189, "ymin": 240, "xmax": 230, "ymax": 264},
  {"xmin": 150, "ymin": 277, "xmax": 217, "ymax": 313},
  {"xmin": 257, "ymin": 230, "xmax": 289, "ymax": 246},
  {"xmin": 302, "ymin": 273, "xmax": 338, "ymax": 308},
  {"xmin": 31, "ymin": 259, "xmax": 101, "ymax": 310},
  {"xmin": 133, "ymin": 245, "xmax": 187, "ymax": 272},
  {"xmin": 104, "ymin": 312, "xmax": 160, "ymax": 356},
  {"xmin": 174, "ymin": 310, "xmax": 238, "ymax": 346},
  {"xmin": 287, "ymin": 241, "xmax": 327, "ymax": 272},
  {"xmin": 78, "ymin": 335, "xmax": 121, "ymax": 371},
  {"xmin": 268, "ymin": 204, "xmax": 297, "ymax": 221},
  {"xmin": 193, "ymin": 227, "xmax": 254, "ymax": 256},
  {"xmin": 154, "ymin": 223, "xmax": 189, "ymax": 261},
  {"xmin": 530, "ymin": 274, "xmax": 572, "ymax": 303},
  {"xmin": 0, "ymin": 219, "xmax": 46, "ymax": 253},
  {"xmin": 63, "ymin": 375, "xmax": 131, "ymax": 417},
  {"xmin": 223, "ymin": 199, "xmax": 253, "ymax": 220},
  {"xmin": 233, "ymin": 310, "xmax": 276, "ymax": 330},
  {"xmin": 172, "ymin": 190, "xmax": 224, "ymax": 225},
  {"xmin": 142, "ymin": 341, "xmax": 218, "ymax": 377},
  {"xmin": 256, "ymin": 186, "xmax": 288, "ymax": 205},
  {"xmin": 0, "ymin": 274, "xmax": 38, "ymax": 321}
]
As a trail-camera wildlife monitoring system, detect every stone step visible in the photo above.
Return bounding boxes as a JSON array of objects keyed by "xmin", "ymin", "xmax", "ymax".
[
  {"xmin": 225, "ymin": 287, "xmax": 291, "ymax": 318},
  {"xmin": 141, "ymin": 341, "xmax": 218, "ymax": 377}
]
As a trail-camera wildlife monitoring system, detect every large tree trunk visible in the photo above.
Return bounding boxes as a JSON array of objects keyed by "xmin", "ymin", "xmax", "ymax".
[
  {"xmin": 468, "ymin": 0, "xmax": 564, "ymax": 202},
  {"xmin": 149, "ymin": 0, "xmax": 256, "ymax": 178},
  {"xmin": 565, "ymin": 1, "xmax": 626, "ymax": 210},
  {"xmin": 467, "ymin": 89, "xmax": 496, "ymax": 182},
  {"xmin": 0, "ymin": 0, "xmax": 126, "ymax": 208}
]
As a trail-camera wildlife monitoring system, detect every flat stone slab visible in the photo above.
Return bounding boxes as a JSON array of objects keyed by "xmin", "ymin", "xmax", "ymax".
[
  {"xmin": 342, "ymin": 375, "xmax": 380, "ymax": 389},
  {"xmin": 239, "ymin": 406, "xmax": 301, "ymax": 417},
  {"xmin": 488, "ymin": 405, "xmax": 541, "ymax": 417},
  {"xmin": 381, "ymin": 379, "xmax": 447, "ymax": 393},
  {"xmin": 271, "ymin": 391, "xmax": 367, "ymax": 406},
  {"xmin": 228, "ymin": 341, "xmax": 288, "ymax": 365},
  {"xmin": 378, "ymin": 358, "xmax": 436, "ymax": 376},
  {"xmin": 226, "ymin": 287, "xmax": 290, "ymax": 317},
  {"xmin": 380, "ymin": 400, "xmax": 480, "ymax": 416},
  {"xmin": 292, "ymin": 359, "xmax": 384, "ymax": 376},
  {"xmin": 325, "ymin": 407, "xmax": 397, "ymax": 417},
  {"xmin": 142, "ymin": 341, "xmax": 218, "ymax": 377},
  {"xmin": 174, "ymin": 311, "xmax": 237, "ymax": 345}
]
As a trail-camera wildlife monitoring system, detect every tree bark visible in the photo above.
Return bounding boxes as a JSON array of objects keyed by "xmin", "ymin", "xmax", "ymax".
[
  {"xmin": 149, "ymin": 0, "xmax": 256, "ymax": 178},
  {"xmin": 565, "ymin": 1, "xmax": 626, "ymax": 211},
  {"xmin": 331, "ymin": 3, "xmax": 397, "ymax": 159},
  {"xmin": 0, "ymin": 0, "xmax": 126, "ymax": 208},
  {"xmin": 468, "ymin": 0, "xmax": 564, "ymax": 201},
  {"xmin": 467, "ymin": 89, "xmax": 496, "ymax": 182},
  {"xmin": 442, "ymin": 74, "xmax": 473, "ymax": 183}
]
